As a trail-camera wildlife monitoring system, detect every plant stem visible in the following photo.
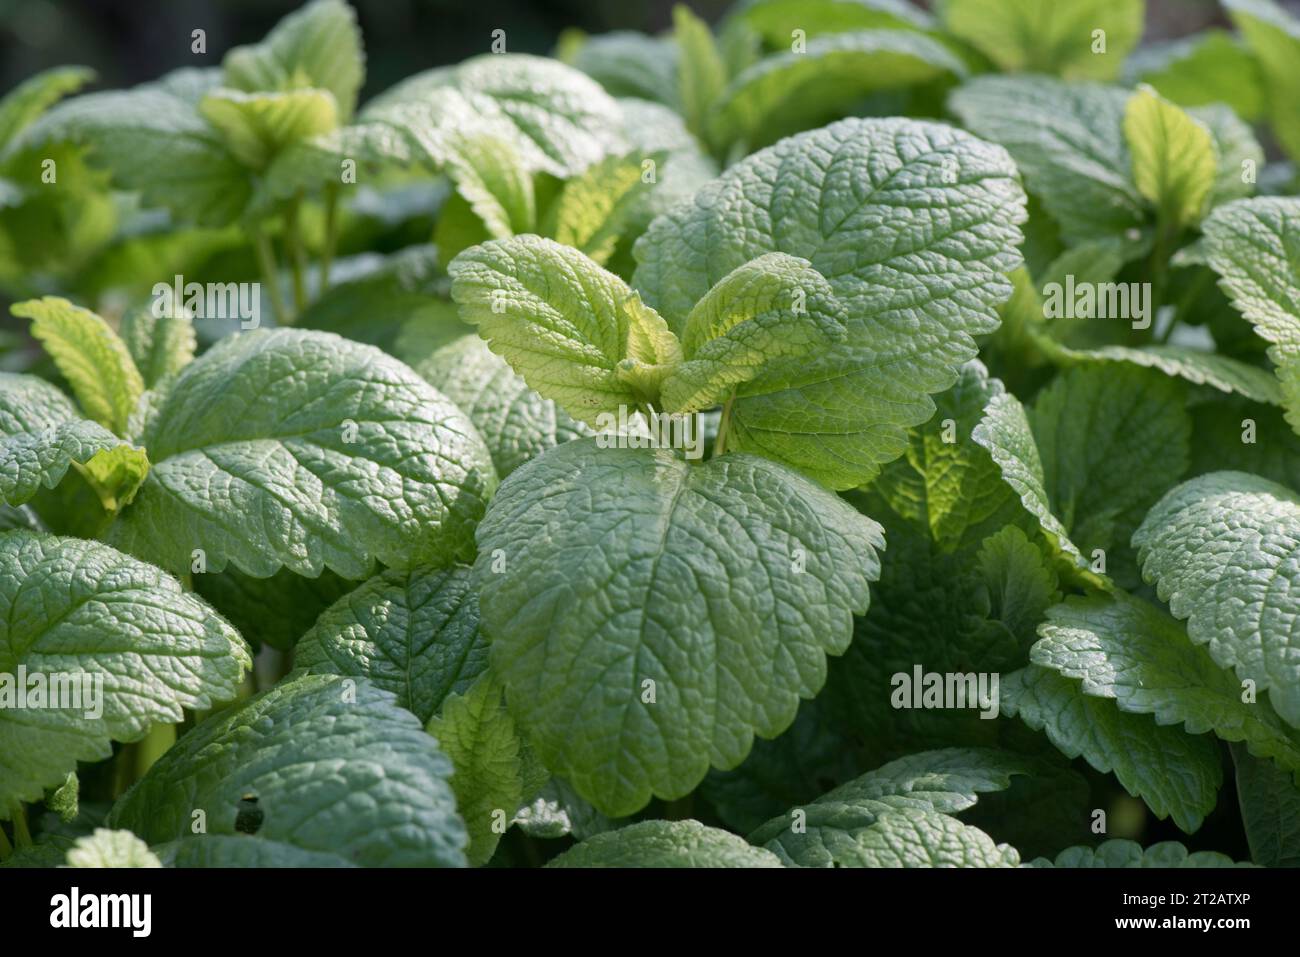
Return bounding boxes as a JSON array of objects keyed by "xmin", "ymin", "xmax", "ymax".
[
  {"xmin": 284, "ymin": 195, "xmax": 308, "ymax": 314},
  {"xmin": 321, "ymin": 183, "xmax": 340, "ymax": 291},
  {"xmin": 134, "ymin": 723, "xmax": 176, "ymax": 779},
  {"xmin": 11, "ymin": 803, "xmax": 31, "ymax": 848},
  {"xmin": 713, "ymin": 394, "xmax": 735, "ymax": 458},
  {"xmin": 252, "ymin": 226, "xmax": 289, "ymax": 327}
]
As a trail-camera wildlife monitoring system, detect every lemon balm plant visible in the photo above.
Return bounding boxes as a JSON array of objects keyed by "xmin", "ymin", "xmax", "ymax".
[{"xmin": 0, "ymin": 0, "xmax": 1299, "ymax": 870}]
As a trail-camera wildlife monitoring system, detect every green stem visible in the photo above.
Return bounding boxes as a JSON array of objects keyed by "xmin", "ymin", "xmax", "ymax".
[
  {"xmin": 321, "ymin": 183, "xmax": 340, "ymax": 291},
  {"xmin": 11, "ymin": 803, "xmax": 31, "ymax": 848},
  {"xmin": 252, "ymin": 226, "xmax": 289, "ymax": 326},
  {"xmin": 1147, "ymin": 217, "xmax": 1175, "ymax": 343},
  {"xmin": 712, "ymin": 394, "xmax": 735, "ymax": 458},
  {"xmin": 0, "ymin": 822, "xmax": 12, "ymax": 860},
  {"xmin": 134, "ymin": 723, "xmax": 176, "ymax": 779},
  {"xmin": 284, "ymin": 195, "xmax": 308, "ymax": 314}
]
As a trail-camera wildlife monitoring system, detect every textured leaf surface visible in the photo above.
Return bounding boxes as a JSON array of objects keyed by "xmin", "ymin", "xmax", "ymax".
[
  {"xmin": 474, "ymin": 439, "xmax": 882, "ymax": 816},
  {"xmin": 1033, "ymin": 839, "xmax": 1250, "ymax": 868},
  {"xmin": 1034, "ymin": 592, "xmax": 1300, "ymax": 775},
  {"xmin": 1123, "ymin": 85, "xmax": 1218, "ymax": 229},
  {"xmin": 153, "ymin": 835, "xmax": 355, "ymax": 867},
  {"xmin": 566, "ymin": 32, "xmax": 678, "ymax": 107},
  {"xmin": 14, "ymin": 296, "xmax": 143, "ymax": 436},
  {"xmin": 548, "ymin": 820, "xmax": 783, "ymax": 868},
  {"xmin": 634, "ymin": 116, "xmax": 1026, "ymax": 489},
  {"xmin": 295, "ymin": 565, "xmax": 487, "ymax": 723},
  {"xmin": 1001, "ymin": 666, "xmax": 1222, "ymax": 832},
  {"xmin": 711, "ymin": 30, "xmax": 965, "ymax": 150},
  {"xmin": 1232, "ymin": 742, "xmax": 1300, "ymax": 867},
  {"xmin": 193, "ymin": 566, "xmax": 353, "ymax": 653},
  {"xmin": 415, "ymin": 334, "xmax": 586, "ymax": 478},
  {"xmin": 949, "ymin": 76, "xmax": 1143, "ymax": 244},
  {"xmin": 108, "ymin": 674, "xmax": 467, "ymax": 867},
  {"xmin": 65, "ymin": 829, "xmax": 162, "ymax": 868},
  {"xmin": 0, "ymin": 530, "xmax": 250, "ymax": 812},
  {"xmin": 1037, "ymin": 343, "xmax": 1282, "ymax": 406},
  {"xmin": 1134, "ymin": 470, "xmax": 1300, "ymax": 729},
  {"xmin": 120, "ymin": 308, "xmax": 197, "ymax": 389},
  {"xmin": 108, "ymin": 329, "xmax": 497, "ymax": 578}
]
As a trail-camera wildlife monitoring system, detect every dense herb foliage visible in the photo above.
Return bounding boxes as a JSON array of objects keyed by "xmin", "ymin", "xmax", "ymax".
[{"xmin": 1, "ymin": 0, "xmax": 1299, "ymax": 870}]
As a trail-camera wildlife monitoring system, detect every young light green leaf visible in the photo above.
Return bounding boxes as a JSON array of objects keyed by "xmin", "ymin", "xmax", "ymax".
[
  {"xmin": 294, "ymin": 565, "xmax": 488, "ymax": 723},
  {"xmin": 1134, "ymin": 471, "xmax": 1300, "ymax": 729},
  {"xmin": 449, "ymin": 235, "xmax": 680, "ymax": 427},
  {"xmin": 119, "ymin": 307, "xmax": 197, "ymax": 389},
  {"xmin": 547, "ymin": 820, "xmax": 783, "ymax": 868},
  {"xmin": 1034, "ymin": 592, "xmax": 1300, "ymax": 775},
  {"xmin": 939, "ymin": 0, "xmax": 1143, "ymax": 81},
  {"xmin": 14, "ymin": 296, "xmax": 143, "ymax": 436},
  {"xmin": 107, "ymin": 674, "xmax": 467, "ymax": 867},
  {"xmin": 198, "ymin": 87, "xmax": 339, "ymax": 169},
  {"xmin": 415, "ymin": 334, "xmax": 586, "ymax": 478},
  {"xmin": 0, "ymin": 373, "xmax": 147, "ymax": 509},
  {"xmin": 474, "ymin": 439, "xmax": 882, "ymax": 816},
  {"xmin": 1124, "ymin": 31, "xmax": 1264, "ymax": 122},
  {"xmin": 1032, "ymin": 839, "xmax": 1250, "ymax": 868},
  {"xmin": 673, "ymin": 5, "xmax": 727, "ymax": 144},
  {"xmin": 1123, "ymin": 85, "xmax": 1217, "ymax": 229},
  {"xmin": 65, "ymin": 829, "xmax": 162, "ymax": 868},
  {"xmin": 0, "ymin": 65, "xmax": 94, "ymax": 150},
  {"xmin": 660, "ymin": 253, "xmax": 846, "ymax": 414},
  {"xmin": 711, "ymin": 31, "xmax": 965, "ymax": 151},
  {"xmin": 1225, "ymin": 0, "xmax": 1300, "ymax": 162},
  {"xmin": 107, "ymin": 328, "xmax": 497, "ymax": 579},
  {"xmin": 427, "ymin": 674, "xmax": 526, "ymax": 866},
  {"xmin": 441, "ymin": 132, "xmax": 536, "ymax": 239},
  {"xmin": 1001, "ymin": 665, "xmax": 1223, "ymax": 833},
  {"xmin": 0, "ymin": 530, "xmax": 250, "ymax": 813},
  {"xmin": 541, "ymin": 152, "xmax": 659, "ymax": 266},
  {"xmin": 634, "ymin": 117, "xmax": 1026, "ymax": 489},
  {"xmin": 1232, "ymin": 742, "xmax": 1300, "ymax": 867},
  {"xmin": 222, "ymin": 0, "xmax": 364, "ymax": 122},
  {"xmin": 949, "ymin": 75, "xmax": 1143, "ymax": 244}
]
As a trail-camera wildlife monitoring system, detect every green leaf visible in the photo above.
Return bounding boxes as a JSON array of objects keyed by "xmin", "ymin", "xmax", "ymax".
[
  {"xmin": 0, "ymin": 65, "xmax": 94, "ymax": 151},
  {"xmin": 566, "ymin": 33, "xmax": 679, "ymax": 108},
  {"xmin": 0, "ymin": 530, "xmax": 250, "ymax": 813},
  {"xmin": 13, "ymin": 68, "xmax": 252, "ymax": 227},
  {"xmin": 711, "ymin": 31, "xmax": 965, "ymax": 151},
  {"xmin": 14, "ymin": 296, "xmax": 143, "ymax": 436},
  {"xmin": 415, "ymin": 334, "xmax": 586, "ymax": 478},
  {"xmin": 427, "ymin": 674, "xmax": 525, "ymax": 866},
  {"xmin": 294, "ymin": 565, "xmax": 488, "ymax": 723},
  {"xmin": 634, "ymin": 117, "xmax": 1026, "ymax": 489},
  {"xmin": 660, "ymin": 253, "xmax": 846, "ymax": 414},
  {"xmin": 1225, "ymin": 0, "xmax": 1300, "ymax": 162},
  {"xmin": 1001, "ymin": 665, "xmax": 1223, "ymax": 832},
  {"xmin": 1034, "ymin": 592, "xmax": 1300, "ymax": 776},
  {"xmin": 120, "ymin": 307, "xmax": 197, "ymax": 389},
  {"xmin": 756, "ymin": 803, "xmax": 1020, "ymax": 868},
  {"xmin": 0, "ymin": 372, "xmax": 147, "ymax": 510},
  {"xmin": 108, "ymin": 674, "xmax": 467, "ymax": 867},
  {"xmin": 673, "ymin": 5, "xmax": 727, "ymax": 144},
  {"xmin": 547, "ymin": 820, "xmax": 783, "ymax": 868},
  {"xmin": 106, "ymin": 328, "xmax": 497, "ymax": 579},
  {"xmin": 1191, "ymin": 103, "xmax": 1265, "ymax": 207},
  {"xmin": 939, "ymin": 0, "xmax": 1143, "ymax": 81},
  {"xmin": 1134, "ymin": 470, "xmax": 1300, "ymax": 729},
  {"xmin": 193, "ymin": 566, "xmax": 355, "ymax": 652},
  {"xmin": 474, "ymin": 439, "xmax": 882, "ymax": 816},
  {"xmin": 1033, "ymin": 839, "xmax": 1250, "ymax": 868},
  {"xmin": 152, "ymin": 834, "xmax": 355, "ymax": 867},
  {"xmin": 949, "ymin": 75, "xmax": 1144, "ymax": 244},
  {"xmin": 1232, "ymin": 742, "xmax": 1300, "ymax": 867},
  {"xmin": 871, "ymin": 361, "xmax": 1026, "ymax": 553},
  {"xmin": 513, "ymin": 777, "xmax": 616, "ymax": 841},
  {"xmin": 222, "ymin": 0, "xmax": 364, "ymax": 123},
  {"xmin": 727, "ymin": 0, "xmax": 936, "ymax": 49},
  {"xmin": 65, "ymin": 829, "xmax": 162, "ymax": 868},
  {"xmin": 1124, "ymin": 31, "xmax": 1264, "ymax": 122},
  {"xmin": 449, "ymin": 235, "xmax": 679, "ymax": 427},
  {"xmin": 47, "ymin": 772, "xmax": 79, "ymax": 823},
  {"xmin": 441, "ymin": 132, "xmax": 535, "ymax": 239},
  {"xmin": 1123, "ymin": 85, "xmax": 1217, "ymax": 229},
  {"xmin": 541, "ymin": 152, "xmax": 658, "ymax": 267},
  {"xmin": 198, "ymin": 87, "xmax": 338, "ymax": 169}
]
